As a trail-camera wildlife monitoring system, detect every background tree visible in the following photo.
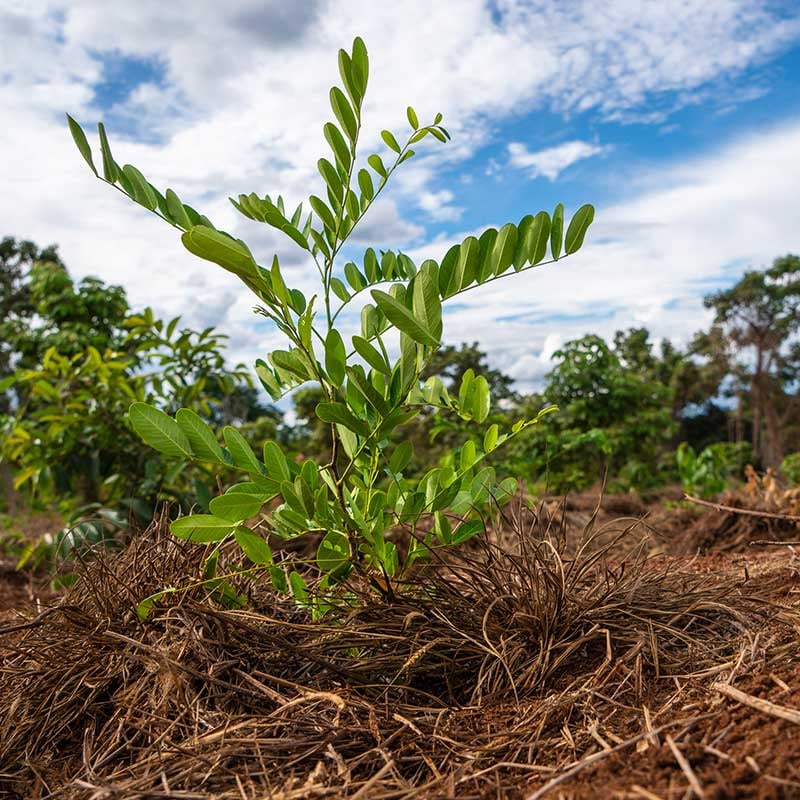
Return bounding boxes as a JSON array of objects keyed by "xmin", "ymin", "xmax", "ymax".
[{"xmin": 702, "ymin": 254, "xmax": 800, "ymax": 466}]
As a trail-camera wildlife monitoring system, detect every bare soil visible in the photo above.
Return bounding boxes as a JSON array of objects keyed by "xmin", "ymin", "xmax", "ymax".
[{"xmin": 1, "ymin": 492, "xmax": 799, "ymax": 799}]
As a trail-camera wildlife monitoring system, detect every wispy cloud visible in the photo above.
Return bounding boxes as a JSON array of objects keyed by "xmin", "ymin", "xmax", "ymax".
[{"xmin": 507, "ymin": 140, "xmax": 610, "ymax": 180}]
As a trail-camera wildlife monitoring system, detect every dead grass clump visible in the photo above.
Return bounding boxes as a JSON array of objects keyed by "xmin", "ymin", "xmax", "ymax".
[{"xmin": 0, "ymin": 507, "xmax": 796, "ymax": 799}]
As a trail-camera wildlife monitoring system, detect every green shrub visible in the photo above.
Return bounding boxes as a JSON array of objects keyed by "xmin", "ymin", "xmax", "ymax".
[
  {"xmin": 781, "ymin": 452, "xmax": 800, "ymax": 486},
  {"xmin": 676, "ymin": 441, "xmax": 750, "ymax": 498}
]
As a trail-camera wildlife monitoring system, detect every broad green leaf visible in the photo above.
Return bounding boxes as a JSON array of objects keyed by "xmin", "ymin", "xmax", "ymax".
[
  {"xmin": 406, "ymin": 106, "xmax": 419, "ymax": 128},
  {"xmin": 452, "ymin": 519, "xmax": 483, "ymax": 545},
  {"xmin": 344, "ymin": 262, "xmax": 367, "ymax": 291},
  {"xmin": 330, "ymin": 87, "xmax": 358, "ymax": 141},
  {"xmin": 289, "ymin": 571, "xmax": 309, "ymax": 602},
  {"xmin": 209, "ymin": 493, "xmax": 265, "ymax": 521},
  {"xmin": 165, "ymin": 189, "xmax": 192, "ymax": 229},
  {"xmin": 459, "ymin": 439, "xmax": 477, "ymax": 471},
  {"xmin": 367, "ymin": 153, "xmax": 387, "ymax": 178},
  {"xmin": 263, "ymin": 441, "xmax": 291, "ymax": 481},
  {"xmin": 309, "ymin": 195, "xmax": 337, "ymax": 233},
  {"xmin": 317, "ymin": 530, "xmax": 350, "ymax": 573},
  {"xmin": 324, "ymin": 122, "xmax": 351, "ymax": 170},
  {"xmin": 235, "ymin": 527, "xmax": 273, "ymax": 564},
  {"xmin": 181, "ymin": 226, "xmax": 259, "ymax": 285},
  {"xmin": 223, "ymin": 426, "xmax": 263, "ymax": 474},
  {"xmin": 66, "ymin": 114, "xmax": 97, "ymax": 175},
  {"xmin": 484, "ymin": 423, "xmax": 499, "ymax": 453},
  {"xmin": 551, "ymin": 202, "xmax": 564, "ymax": 261},
  {"xmin": 357, "ymin": 168, "xmax": 374, "ymax": 202},
  {"xmin": 121, "ymin": 164, "xmax": 157, "ymax": 210},
  {"xmin": 97, "ymin": 123, "xmax": 118, "ymax": 182},
  {"xmin": 338, "ymin": 48, "xmax": 361, "ymax": 108},
  {"xmin": 325, "ymin": 329, "xmax": 346, "ymax": 387},
  {"xmin": 316, "ymin": 402, "xmax": 371, "ymax": 437},
  {"xmin": 491, "ymin": 223, "xmax": 517, "ymax": 276},
  {"xmin": 381, "ymin": 130, "xmax": 401, "ymax": 153},
  {"xmin": 330, "ymin": 277, "xmax": 350, "ymax": 302},
  {"xmin": 412, "ymin": 261, "xmax": 442, "ymax": 340},
  {"xmin": 318, "ymin": 158, "xmax": 343, "ymax": 201},
  {"xmin": 565, "ymin": 203, "xmax": 595, "ymax": 255},
  {"xmin": 371, "ymin": 289, "xmax": 439, "ymax": 347},
  {"xmin": 352, "ymin": 335, "xmax": 390, "ymax": 374},
  {"xmin": 389, "ymin": 441, "xmax": 413, "ymax": 474},
  {"xmin": 175, "ymin": 409, "xmax": 225, "ymax": 464},
  {"xmin": 129, "ymin": 402, "xmax": 192, "ymax": 459},
  {"xmin": 171, "ymin": 514, "xmax": 235, "ymax": 543},
  {"xmin": 527, "ymin": 211, "xmax": 551, "ymax": 265},
  {"xmin": 351, "ymin": 36, "xmax": 369, "ymax": 95},
  {"xmin": 136, "ymin": 588, "xmax": 180, "ymax": 621},
  {"xmin": 473, "ymin": 375, "xmax": 490, "ymax": 423}
]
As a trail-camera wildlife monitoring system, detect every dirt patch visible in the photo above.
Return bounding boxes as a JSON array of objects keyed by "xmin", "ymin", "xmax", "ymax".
[{"xmin": 1, "ymin": 511, "xmax": 798, "ymax": 799}]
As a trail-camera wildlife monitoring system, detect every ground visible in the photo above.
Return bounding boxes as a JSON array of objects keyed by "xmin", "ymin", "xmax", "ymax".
[{"xmin": 0, "ymin": 490, "xmax": 799, "ymax": 799}]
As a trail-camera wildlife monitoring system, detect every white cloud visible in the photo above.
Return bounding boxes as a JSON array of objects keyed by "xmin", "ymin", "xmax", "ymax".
[
  {"xmin": 508, "ymin": 140, "xmax": 610, "ymax": 180},
  {"xmin": 418, "ymin": 190, "xmax": 464, "ymax": 222},
  {"xmin": 1, "ymin": 0, "xmax": 799, "ymax": 389}
]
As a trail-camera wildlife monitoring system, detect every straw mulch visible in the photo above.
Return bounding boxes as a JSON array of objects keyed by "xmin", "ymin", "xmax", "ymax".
[{"xmin": 1, "ymin": 507, "xmax": 799, "ymax": 799}]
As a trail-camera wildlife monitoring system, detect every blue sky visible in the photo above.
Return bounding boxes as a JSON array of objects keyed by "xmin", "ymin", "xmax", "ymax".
[{"xmin": 3, "ymin": 1, "xmax": 800, "ymax": 392}]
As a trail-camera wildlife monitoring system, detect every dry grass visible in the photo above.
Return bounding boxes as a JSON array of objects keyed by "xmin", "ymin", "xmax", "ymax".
[{"xmin": 1, "ymin": 503, "xmax": 798, "ymax": 799}]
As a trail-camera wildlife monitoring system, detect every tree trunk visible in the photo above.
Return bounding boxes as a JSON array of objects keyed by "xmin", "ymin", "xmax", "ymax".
[{"xmin": 1, "ymin": 462, "xmax": 17, "ymax": 516}]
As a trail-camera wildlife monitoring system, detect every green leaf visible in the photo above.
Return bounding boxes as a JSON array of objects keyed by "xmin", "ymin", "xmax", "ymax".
[
  {"xmin": 66, "ymin": 114, "xmax": 97, "ymax": 175},
  {"xmin": 318, "ymin": 158, "xmax": 344, "ymax": 201},
  {"xmin": 309, "ymin": 195, "xmax": 337, "ymax": 233},
  {"xmin": 389, "ymin": 441, "xmax": 413, "ymax": 474},
  {"xmin": 344, "ymin": 262, "xmax": 367, "ymax": 291},
  {"xmin": 324, "ymin": 122, "xmax": 351, "ymax": 170},
  {"xmin": 406, "ymin": 106, "xmax": 419, "ymax": 128},
  {"xmin": 129, "ymin": 402, "xmax": 192, "ymax": 459},
  {"xmin": 97, "ymin": 123, "xmax": 118, "ymax": 182},
  {"xmin": 121, "ymin": 164, "xmax": 157, "ymax": 210},
  {"xmin": 351, "ymin": 36, "xmax": 369, "ymax": 95},
  {"xmin": 136, "ymin": 588, "xmax": 177, "ymax": 621},
  {"xmin": 381, "ymin": 130, "xmax": 401, "ymax": 154},
  {"xmin": 289, "ymin": 571, "xmax": 309, "ymax": 602},
  {"xmin": 357, "ymin": 168, "xmax": 374, "ymax": 202},
  {"xmin": 181, "ymin": 226, "xmax": 259, "ymax": 285},
  {"xmin": 325, "ymin": 329, "xmax": 346, "ymax": 387},
  {"xmin": 367, "ymin": 153, "xmax": 387, "ymax": 178},
  {"xmin": 551, "ymin": 202, "xmax": 564, "ymax": 261},
  {"xmin": 281, "ymin": 223, "xmax": 309, "ymax": 250},
  {"xmin": 317, "ymin": 530, "xmax": 350, "ymax": 573},
  {"xmin": 209, "ymin": 493, "xmax": 265, "ymax": 521},
  {"xmin": 330, "ymin": 277, "xmax": 350, "ymax": 302},
  {"xmin": 352, "ymin": 335, "xmax": 390, "ymax": 374},
  {"xmin": 165, "ymin": 189, "xmax": 192, "ymax": 229},
  {"xmin": 223, "ymin": 426, "xmax": 263, "ymax": 474},
  {"xmin": 491, "ymin": 223, "xmax": 517, "ymax": 276},
  {"xmin": 371, "ymin": 289, "xmax": 439, "ymax": 347},
  {"xmin": 484, "ymin": 424, "xmax": 499, "ymax": 453},
  {"xmin": 527, "ymin": 211, "xmax": 551, "ymax": 265},
  {"xmin": 565, "ymin": 203, "xmax": 595, "ymax": 255},
  {"xmin": 338, "ymin": 49, "xmax": 361, "ymax": 108},
  {"xmin": 235, "ymin": 527, "xmax": 273, "ymax": 564},
  {"xmin": 412, "ymin": 261, "xmax": 442, "ymax": 340},
  {"xmin": 171, "ymin": 514, "xmax": 235, "ymax": 543},
  {"xmin": 263, "ymin": 441, "xmax": 291, "ymax": 481},
  {"xmin": 473, "ymin": 376, "xmax": 490, "ymax": 423},
  {"xmin": 316, "ymin": 401, "xmax": 371, "ymax": 437},
  {"xmin": 330, "ymin": 87, "xmax": 358, "ymax": 142},
  {"xmin": 452, "ymin": 519, "xmax": 483, "ymax": 545},
  {"xmin": 176, "ymin": 409, "xmax": 225, "ymax": 463}
]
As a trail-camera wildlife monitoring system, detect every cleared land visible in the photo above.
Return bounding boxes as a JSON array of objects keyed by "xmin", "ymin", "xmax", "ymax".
[{"xmin": 1, "ymin": 491, "xmax": 799, "ymax": 799}]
